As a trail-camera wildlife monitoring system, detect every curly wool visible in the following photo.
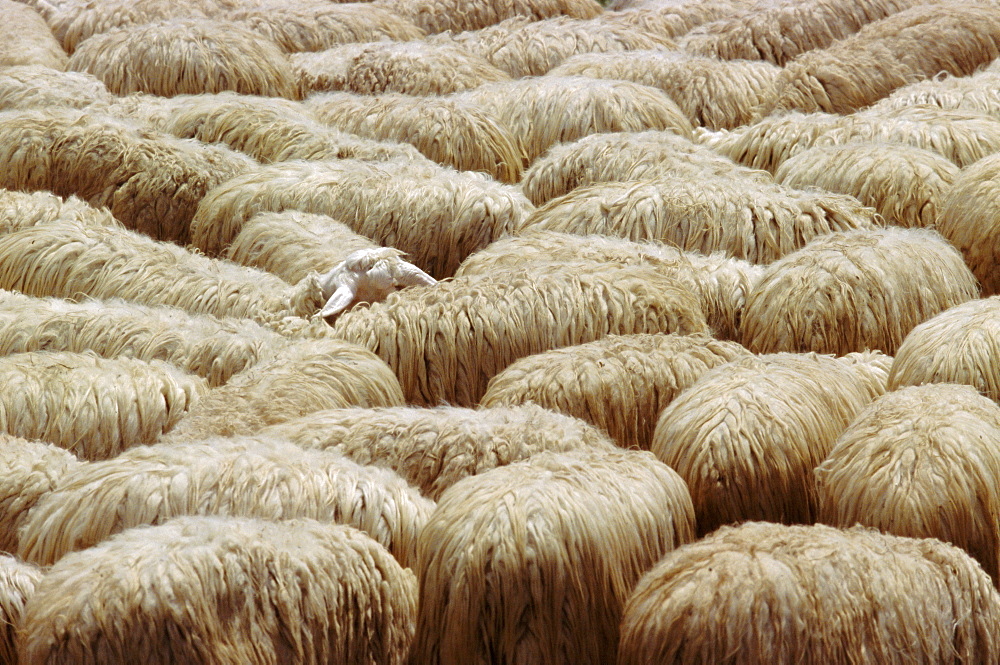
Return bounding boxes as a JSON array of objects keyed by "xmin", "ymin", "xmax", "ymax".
[
  {"xmin": 650, "ymin": 352, "xmax": 888, "ymax": 536},
  {"xmin": 0, "ymin": 554, "xmax": 42, "ymax": 665},
  {"xmin": 68, "ymin": 19, "xmax": 302, "ymax": 99},
  {"xmin": 331, "ymin": 263, "xmax": 708, "ymax": 406},
  {"xmin": 18, "ymin": 516, "xmax": 419, "ymax": 665},
  {"xmin": 936, "ymin": 152, "xmax": 1000, "ymax": 295},
  {"xmin": 191, "ymin": 159, "xmax": 530, "ymax": 278},
  {"xmin": 604, "ymin": 0, "xmax": 754, "ymax": 30},
  {"xmin": 373, "ymin": 0, "xmax": 602, "ymax": 35},
  {"xmin": 304, "ymin": 91, "xmax": 526, "ymax": 183},
  {"xmin": 0, "ymin": 188, "xmax": 119, "ymax": 233},
  {"xmin": 0, "ymin": 0, "xmax": 67, "ymax": 70},
  {"xmin": 868, "ymin": 69, "xmax": 1000, "ymax": 120},
  {"xmin": 518, "ymin": 173, "xmax": 879, "ymax": 264},
  {"xmin": 618, "ymin": 522, "xmax": 1000, "ymax": 664},
  {"xmin": 409, "ymin": 448, "xmax": 695, "ymax": 665},
  {"xmin": 0, "ymin": 65, "xmax": 112, "ymax": 111},
  {"xmin": 0, "ymin": 351, "xmax": 206, "ymax": 460},
  {"xmin": 740, "ymin": 226, "xmax": 980, "ymax": 355}
]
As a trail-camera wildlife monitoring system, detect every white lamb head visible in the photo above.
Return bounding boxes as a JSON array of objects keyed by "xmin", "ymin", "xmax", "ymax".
[{"xmin": 318, "ymin": 247, "xmax": 436, "ymax": 317}]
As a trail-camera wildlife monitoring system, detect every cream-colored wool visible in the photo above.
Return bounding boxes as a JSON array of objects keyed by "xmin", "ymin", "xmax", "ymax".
[
  {"xmin": 224, "ymin": 1, "xmax": 424, "ymax": 52},
  {"xmin": 937, "ymin": 152, "xmax": 1000, "ymax": 295},
  {"xmin": 409, "ymin": 448, "xmax": 695, "ymax": 665},
  {"xmin": 373, "ymin": 0, "xmax": 602, "ymax": 34},
  {"xmin": 259, "ymin": 403, "xmax": 617, "ymax": 500},
  {"xmin": 0, "ymin": 221, "xmax": 329, "ymax": 326},
  {"xmin": 606, "ymin": 0, "xmax": 752, "ymax": 27},
  {"xmin": 18, "ymin": 516, "xmax": 419, "ymax": 665},
  {"xmin": 0, "ymin": 108, "xmax": 256, "ymax": 243},
  {"xmin": 816, "ymin": 383, "xmax": 1000, "ymax": 584},
  {"xmin": 550, "ymin": 50, "xmax": 781, "ymax": 130},
  {"xmin": 0, "ymin": 65, "xmax": 111, "ymax": 111},
  {"xmin": 163, "ymin": 338, "xmax": 405, "ymax": 441},
  {"xmin": 191, "ymin": 159, "xmax": 531, "ymax": 278},
  {"xmin": 68, "ymin": 19, "xmax": 302, "ymax": 99},
  {"xmin": 740, "ymin": 226, "xmax": 980, "ymax": 355},
  {"xmin": 518, "ymin": 173, "xmax": 879, "ymax": 264},
  {"xmin": 888, "ymin": 297, "xmax": 1000, "ymax": 401},
  {"xmin": 455, "ymin": 230, "xmax": 765, "ymax": 342},
  {"xmin": 293, "ymin": 40, "xmax": 511, "ymax": 96},
  {"xmin": 18, "ymin": 437, "xmax": 432, "ymax": 568},
  {"xmin": 331, "ymin": 262, "xmax": 708, "ymax": 406},
  {"xmin": 481, "ymin": 333, "xmax": 753, "ymax": 450},
  {"xmin": 304, "ymin": 91, "xmax": 526, "ymax": 183},
  {"xmin": 455, "ymin": 76, "xmax": 694, "ymax": 163},
  {"xmin": 0, "ymin": 554, "xmax": 42, "ymax": 665},
  {"xmin": 0, "ymin": 0, "xmax": 67, "ymax": 70},
  {"xmin": 0, "ymin": 351, "xmax": 206, "ymax": 460},
  {"xmin": 0, "ymin": 435, "xmax": 80, "ymax": 554},
  {"xmin": 868, "ymin": 70, "xmax": 1000, "ymax": 120},
  {"xmin": 0, "ymin": 290, "xmax": 284, "ymax": 387},
  {"xmin": 520, "ymin": 129, "xmax": 770, "ymax": 206},
  {"xmin": 0, "ymin": 188, "xmax": 120, "ymax": 233},
  {"xmin": 618, "ymin": 522, "xmax": 1000, "ymax": 664},
  {"xmin": 437, "ymin": 15, "xmax": 676, "ymax": 79},
  {"xmin": 774, "ymin": 142, "xmax": 959, "ymax": 228},
  {"xmin": 650, "ymin": 352, "xmax": 888, "ymax": 536}
]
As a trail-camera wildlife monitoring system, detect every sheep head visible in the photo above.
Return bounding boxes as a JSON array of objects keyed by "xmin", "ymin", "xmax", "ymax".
[{"xmin": 318, "ymin": 247, "xmax": 436, "ymax": 317}]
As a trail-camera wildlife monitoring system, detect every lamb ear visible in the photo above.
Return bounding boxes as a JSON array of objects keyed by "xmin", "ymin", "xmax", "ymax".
[
  {"xmin": 394, "ymin": 261, "xmax": 437, "ymax": 287},
  {"xmin": 320, "ymin": 284, "xmax": 356, "ymax": 318}
]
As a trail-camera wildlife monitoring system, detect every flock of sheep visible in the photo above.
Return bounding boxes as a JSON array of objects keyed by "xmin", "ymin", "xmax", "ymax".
[{"xmin": 3, "ymin": 0, "xmax": 1000, "ymax": 662}]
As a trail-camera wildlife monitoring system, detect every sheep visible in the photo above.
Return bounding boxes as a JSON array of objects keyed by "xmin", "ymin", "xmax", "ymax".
[
  {"xmin": 330, "ymin": 262, "xmax": 709, "ymax": 406},
  {"xmin": 617, "ymin": 522, "xmax": 1000, "ymax": 664},
  {"xmin": 162, "ymin": 337, "xmax": 405, "ymax": 441},
  {"xmin": 224, "ymin": 1, "xmax": 425, "ymax": 52},
  {"xmin": 67, "ymin": 19, "xmax": 302, "ymax": 99},
  {"xmin": 0, "ymin": 65, "xmax": 112, "ymax": 112},
  {"xmin": 0, "ymin": 435, "xmax": 81, "ymax": 554},
  {"xmin": 18, "ymin": 516, "xmax": 419, "ymax": 665},
  {"xmin": 520, "ymin": 129, "xmax": 771, "ymax": 207},
  {"xmin": 0, "ymin": 555, "xmax": 42, "ymax": 665},
  {"xmin": 867, "ymin": 69, "xmax": 1000, "ymax": 120},
  {"xmin": 649, "ymin": 351, "xmax": 888, "ymax": 536},
  {"xmin": 517, "ymin": 173, "xmax": 879, "ymax": 265},
  {"xmin": 455, "ymin": 230, "xmax": 765, "ymax": 342},
  {"xmin": 314, "ymin": 248, "xmax": 437, "ymax": 318},
  {"xmin": 292, "ymin": 40, "xmax": 512, "ymax": 96},
  {"xmin": 0, "ymin": 290, "xmax": 285, "ymax": 387},
  {"xmin": 303, "ymin": 92, "xmax": 526, "ymax": 183},
  {"xmin": 887, "ymin": 297, "xmax": 1000, "ymax": 402},
  {"xmin": 372, "ymin": 0, "xmax": 602, "ymax": 35},
  {"xmin": 605, "ymin": 0, "xmax": 752, "ymax": 27},
  {"xmin": 549, "ymin": 50, "xmax": 781, "ymax": 130},
  {"xmin": 0, "ymin": 0, "xmax": 68, "ymax": 70},
  {"xmin": 815, "ymin": 383, "xmax": 1000, "ymax": 584},
  {"xmin": 0, "ymin": 351, "xmax": 206, "ymax": 460},
  {"xmin": 739, "ymin": 226, "xmax": 980, "ymax": 356},
  {"xmin": 480, "ymin": 333, "xmax": 753, "ymax": 450},
  {"xmin": 260, "ymin": 403, "xmax": 618, "ymax": 500},
  {"xmin": 0, "ymin": 188, "xmax": 120, "ymax": 233},
  {"xmin": 937, "ymin": 152, "xmax": 1000, "ymax": 295},
  {"xmin": 454, "ymin": 76, "xmax": 694, "ymax": 163},
  {"xmin": 0, "ymin": 108, "xmax": 257, "ymax": 244},
  {"xmin": 18, "ymin": 436, "xmax": 432, "ymax": 568},
  {"xmin": 436, "ymin": 15, "xmax": 677, "ymax": 79},
  {"xmin": 190, "ymin": 159, "xmax": 532, "ymax": 278},
  {"xmin": 408, "ymin": 448, "xmax": 696, "ymax": 665},
  {"xmin": 773, "ymin": 142, "xmax": 959, "ymax": 228}
]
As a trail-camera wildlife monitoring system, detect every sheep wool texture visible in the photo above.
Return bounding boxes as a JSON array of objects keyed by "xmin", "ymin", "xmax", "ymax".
[
  {"xmin": 868, "ymin": 70, "xmax": 1000, "ymax": 120},
  {"xmin": 191, "ymin": 159, "xmax": 531, "ymax": 278},
  {"xmin": 0, "ymin": 107, "xmax": 256, "ymax": 244},
  {"xmin": 162, "ymin": 338, "xmax": 405, "ymax": 441},
  {"xmin": 740, "ymin": 226, "xmax": 980, "ymax": 356},
  {"xmin": 259, "ymin": 403, "xmax": 617, "ymax": 501},
  {"xmin": 650, "ymin": 352, "xmax": 888, "ymax": 536},
  {"xmin": 331, "ymin": 263, "xmax": 708, "ymax": 406},
  {"xmin": 373, "ymin": 0, "xmax": 602, "ymax": 35},
  {"xmin": 0, "ymin": 290, "xmax": 284, "ymax": 388},
  {"xmin": 67, "ymin": 19, "xmax": 302, "ymax": 99},
  {"xmin": 815, "ymin": 383, "xmax": 1000, "ymax": 585},
  {"xmin": 888, "ymin": 296, "xmax": 1000, "ymax": 402},
  {"xmin": 937, "ymin": 152, "xmax": 1000, "ymax": 295},
  {"xmin": 549, "ymin": 50, "xmax": 781, "ymax": 130},
  {"xmin": 0, "ymin": 435, "xmax": 80, "ymax": 554},
  {"xmin": 409, "ymin": 448, "xmax": 695, "ymax": 665},
  {"xmin": 617, "ymin": 522, "xmax": 1000, "ymax": 665},
  {"xmin": 0, "ymin": 351, "xmax": 206, "ymax": 460},
  {"xmin": 0, "ymin": 188, "xmax": 120, "ymax": 233},
  {"xmin": 481, "ymin": 333, "xmax": 753, "ymax": 450},
  {"xmin": 304, "ymin": 91, "xmax": 526, "ymax": 183},
  {"xmin": 456, "ymin": 76, "xmax": 694, "ymax": 163},
  {"xmin": 292, "ymin": 40, "xmax": 512, "ymax": 96},
  {"xmin": 17, "ymin": 437, "xmax": 433, "ymax": 568},
  {"xmin": 774, "ymin": 142, "xmax": 959, "ymax": 229},
  {"xmin": 0, "ymin": 1, "xmax": 68, "ymax": 70},
  {"xmin": 0, "ymin": 554, "xmax": 42, "ymax": 665},
  {"xmin": 518, "ymin": 173, "xmax": 879, "ymax": 265},
  {"xmin": 0, "ymin": 65, "xmax": 112, "ymax": 111},
  {"xmin": 520, "ymin": 129, "xmax": 770, "ymax": 206},
  {"xmin": 18, "ymin": 516, "xmax": 419, "ymax": 665},
  {"xmin": 605, "ymin": 0, "xmax": 754, "ymax": 32}
]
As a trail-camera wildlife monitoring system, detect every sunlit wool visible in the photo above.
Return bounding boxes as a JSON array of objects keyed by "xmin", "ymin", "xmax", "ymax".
[{"xmin": 937, "ymin": 152, "xmax": 1000, "ymax": 295}]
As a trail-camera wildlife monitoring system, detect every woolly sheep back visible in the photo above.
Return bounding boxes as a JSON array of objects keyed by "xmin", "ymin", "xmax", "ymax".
[
  {"xmin": 0, "ymin": 0, "xmax": 67, "ymax": 70},
  {"xmin": 937, "ymin": 152, "xmax": 1000, "ymax": 295},
  {"xmin": 0, "ymin": 188, "xmax": 119, "ymax": 233},
  {"xmin": 0, "ymin": 554, "xmax": 42, "ymax": 665},
  {"xmin": 0, "ymin": 66, "xmax": 111, "ymax": 111},
  {"xmin": 869, "ymin": 69, "xmax": 1000, "ymax": 120},
  {"xmin": 18, "ymin": 516, "xmax": 418, "ymax": 665},
  {"xmin": 375, "ymin": 0, "xmax": 602, "ymax": 35}
]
